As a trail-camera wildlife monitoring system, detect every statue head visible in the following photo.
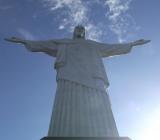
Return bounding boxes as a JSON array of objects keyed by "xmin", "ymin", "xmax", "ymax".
[{"xmin": 73, "ymin": 25, "xmax": 85, "ymax": 39}]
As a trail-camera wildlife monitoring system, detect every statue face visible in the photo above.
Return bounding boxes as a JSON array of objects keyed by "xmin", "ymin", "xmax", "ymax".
[{"xmin": 73, "ymin": 26, "xmax": 85, "ymax": 39}]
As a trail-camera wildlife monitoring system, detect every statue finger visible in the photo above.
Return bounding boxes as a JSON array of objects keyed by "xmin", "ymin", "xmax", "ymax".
[
  {"xmin": 4, "ymin": 38, "xmax": 13, "ymax": 42},
  {"xmin": 143, "ymin": 40, "xmax": 151, "ymax": 44}
]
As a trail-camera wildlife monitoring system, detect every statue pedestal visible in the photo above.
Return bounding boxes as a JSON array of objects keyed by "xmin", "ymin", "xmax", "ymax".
[{"xmin": 40, "ymin": 137, "xmax": 131, "ymax": 140}]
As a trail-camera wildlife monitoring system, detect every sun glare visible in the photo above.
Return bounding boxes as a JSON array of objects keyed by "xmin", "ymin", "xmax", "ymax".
[{"xmin": 138, "ymin": 111, "xmax": 160, "ymax": 140}]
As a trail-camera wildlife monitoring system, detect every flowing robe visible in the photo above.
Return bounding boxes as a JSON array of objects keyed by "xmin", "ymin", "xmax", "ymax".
[{"xmin": 25, "ymin": 38, "xmax": 133, "ymax": 137}]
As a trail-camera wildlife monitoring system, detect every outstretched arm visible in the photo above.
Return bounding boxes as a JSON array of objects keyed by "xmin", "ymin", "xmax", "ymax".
[
  {"xmin": 5, "ymin": 37, "xmax": 27, "ymax": 44},
  {"xmin": 130, "ymin": 39, "xmax": 151, "ymax": 46},
  {"xmin": 97, "ymin": 39, "xmax": 151, "ymax": 57},
  {"xmin": 5, "ymin": 37, "xmax": 63, "ymax": 57}
]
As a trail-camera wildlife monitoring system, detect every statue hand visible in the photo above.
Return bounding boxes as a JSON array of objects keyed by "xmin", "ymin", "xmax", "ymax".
[
  {"xmin": 4, "ymin": 37, "xmax": 26, "ymax": 44},
  {"xmin": 132, "ymin": 39, "xmax": 151, "ymax": 46}
]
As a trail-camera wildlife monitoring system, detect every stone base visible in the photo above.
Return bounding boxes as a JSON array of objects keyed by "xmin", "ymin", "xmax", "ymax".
[{"xmin": 40, "ymin": 137, "xmax": 131, "ymax": 140}]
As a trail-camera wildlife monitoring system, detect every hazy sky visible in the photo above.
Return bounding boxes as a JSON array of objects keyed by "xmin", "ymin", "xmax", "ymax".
[{"xmin": 0, "ymin": 0, "xmax": 160, "ymax": 140}]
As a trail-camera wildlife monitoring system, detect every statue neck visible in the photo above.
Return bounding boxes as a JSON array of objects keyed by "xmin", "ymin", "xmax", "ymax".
[{"xmin": 73, "ymin": 36, "xmax": 85, "ymax": 40}]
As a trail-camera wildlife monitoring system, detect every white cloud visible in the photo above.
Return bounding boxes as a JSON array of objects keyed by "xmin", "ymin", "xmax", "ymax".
[
  {"xmin": 42, "ymin": 0, "xmax": 87, "ymax": 27},
  {"xmin": 105, "ymin": 0, "xmax": 130, "ymax": 19},
  {"xmin": 17, "ymin": 28, "xmax": 35, "ymax": 40},
  {"xmin": 85, "ymin": 24, "xmax": 103, "ymax": 41},
  {"xmin": 104, "ymin": 0, "xmax": 136, "ymax": 42},
  {"xmin": 41, "ymin": 0, "xmax": 137, "ymax": 42},
  {"xmin": 42, "ymin": 0, "xmax": 102, "ymax": 41}
]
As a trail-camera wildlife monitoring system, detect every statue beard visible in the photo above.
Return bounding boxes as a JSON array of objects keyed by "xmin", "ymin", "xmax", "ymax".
[{"xmin": 75, "ymin": 33, "xmax": 85, "ymax": 39}]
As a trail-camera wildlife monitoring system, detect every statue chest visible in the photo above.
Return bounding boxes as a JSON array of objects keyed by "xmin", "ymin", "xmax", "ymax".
[{"xmin": 66, "ymin": 44, "xmax": 97, "ymax": 62}]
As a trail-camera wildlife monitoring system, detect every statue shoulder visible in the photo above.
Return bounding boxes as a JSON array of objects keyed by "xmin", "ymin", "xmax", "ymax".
[
  {"xmin": 50, "ymin": 38, "xmax": 73, "ymax": 44},
  {"xmin": 86, "ymin": 39, "xmax": 104, "ymax": 47}
]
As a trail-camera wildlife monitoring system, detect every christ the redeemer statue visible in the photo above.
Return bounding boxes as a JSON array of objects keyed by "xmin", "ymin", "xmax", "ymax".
[{"xmin": 5, "ymin": 25, "xmax": 150, "ymax": 138}]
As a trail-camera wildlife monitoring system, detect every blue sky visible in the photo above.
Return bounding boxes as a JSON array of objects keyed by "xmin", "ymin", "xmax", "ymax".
[{"xmin": 0, "ymin": 0, "xmax": 160, "ymax": 140}]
